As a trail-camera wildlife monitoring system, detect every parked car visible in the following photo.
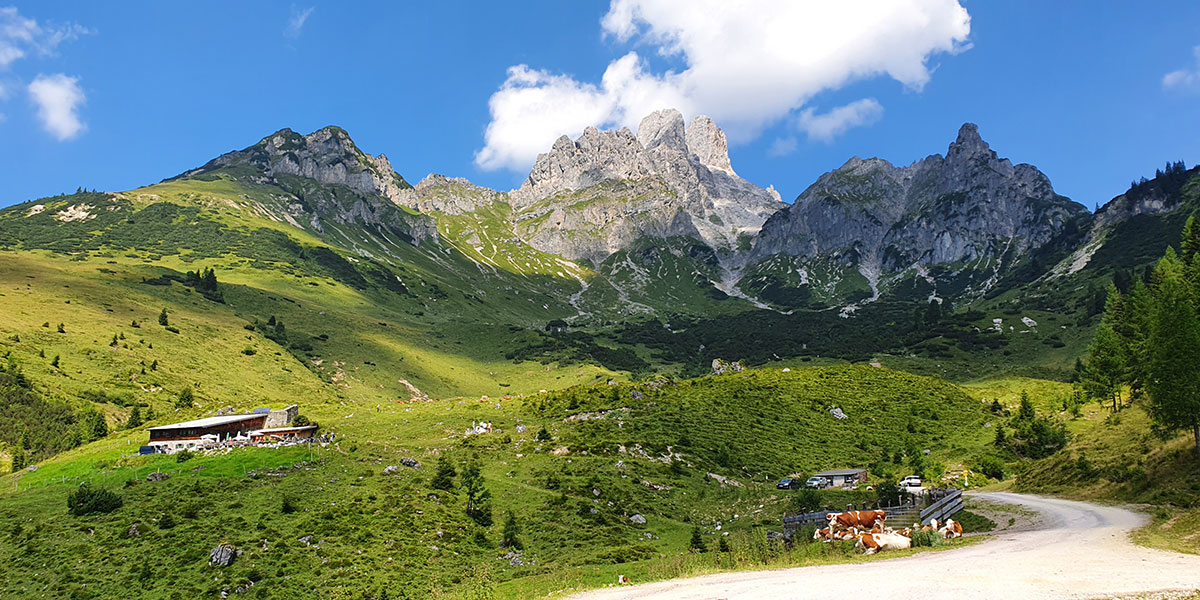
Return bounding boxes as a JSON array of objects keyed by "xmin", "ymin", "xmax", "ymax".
[
  {"xmin": 805, "ymin": 476, "xmax": 831, "ymax": 489},
  {"xmin": 899, "ymin": 475, "xmax": 922, "ymax": 489},
  {"xmin": 776, "ymin": 477, "xmax": 802, "ymax": 489}
]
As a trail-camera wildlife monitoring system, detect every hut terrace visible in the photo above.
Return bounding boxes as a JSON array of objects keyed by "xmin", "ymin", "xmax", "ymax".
[
  {"xmin": 146, "ymin": 405, "xmax": 305, "ymax": 453},
  {"xmin": 147, "ymin": 414, "xmax": 268, "ymax": 453}
]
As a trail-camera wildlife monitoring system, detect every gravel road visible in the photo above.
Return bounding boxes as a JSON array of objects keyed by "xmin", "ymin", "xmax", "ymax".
[{"xmin": 568, "ymin": 492, "xmax": 1200, "ymax": 600}]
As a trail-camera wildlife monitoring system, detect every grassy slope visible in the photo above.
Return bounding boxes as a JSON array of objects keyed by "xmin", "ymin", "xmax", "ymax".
[
  {"xmin": 1015, "ymin": 399, "xmax": 1200, "ymax": 554},
  {"xmin": 0, "ymin": 364, "xmax": 994, "ymax": 599}
]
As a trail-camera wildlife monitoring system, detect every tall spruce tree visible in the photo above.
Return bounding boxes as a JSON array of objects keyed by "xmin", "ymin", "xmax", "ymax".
[
  {"xmin": 1082, "ymin": 321, "xmax": 1127, "ymax": 412},
  {"xmin": 1145, "ymin": 253, "xmax": 1200, "ymax": 459}
]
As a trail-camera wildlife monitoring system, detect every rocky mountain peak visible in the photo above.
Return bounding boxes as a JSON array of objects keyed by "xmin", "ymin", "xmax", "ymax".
[
  {"xmin": 636, "ymin": 108, "xmax": 687, "ymax": 151},
  {"xmin": 752, "ymin": 122, "xmax": 1087, "ymax": 306},
  {"xmin": 686, "ymin": 115, "xmax": 734, "ymax": 175},
  {"xmin": 510, "ymin": 109, "xmax": 784, "ymax": 263},
  {"xmin": 947, "ymin": 122, "xmax": 992, "ymax": 160}
]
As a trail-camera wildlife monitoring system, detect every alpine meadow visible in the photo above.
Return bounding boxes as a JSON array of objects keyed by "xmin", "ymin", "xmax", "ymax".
[{"xmin": 2, "ymin": 2, "xmax": 1200, "ymax": 599}]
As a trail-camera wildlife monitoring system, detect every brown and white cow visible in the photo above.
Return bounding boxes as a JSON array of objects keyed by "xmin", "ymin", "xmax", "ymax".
[
  {"xmin": 826, "ymin": 510, "xmax": 887, "ymax": 533},
  {"xmin": 939, "ymin": 518, "xmax": 963, "ymax": 539},
  {"xmin": 854, "ymin": 531, "xmax": 912, "ymax": 555}
]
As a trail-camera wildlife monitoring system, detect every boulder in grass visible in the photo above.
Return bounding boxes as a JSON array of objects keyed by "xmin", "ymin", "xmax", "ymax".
[{"xmin": 209, "ymin": 544, "xmax": 240, "ymax": 567}]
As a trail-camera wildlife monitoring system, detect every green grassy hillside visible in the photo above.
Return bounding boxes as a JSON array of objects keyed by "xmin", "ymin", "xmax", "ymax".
[{"xmin": 0, "ymin": 364, "xmax": 993, "ymax": 599}]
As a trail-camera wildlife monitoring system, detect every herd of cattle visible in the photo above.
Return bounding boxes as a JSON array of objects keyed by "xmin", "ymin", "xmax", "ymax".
[{"xmin": 813, "ymin": 510, "xmax": 964, "ymax": 554}]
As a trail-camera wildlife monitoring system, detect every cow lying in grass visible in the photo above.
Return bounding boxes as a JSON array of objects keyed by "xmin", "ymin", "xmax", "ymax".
[
  {"xmin": 853, "ymin": 529, "xmax": 912, "ymax": 555},
  {"xmin": 939, "ymin": 518, "xmax": 963, "ymax": 539}
]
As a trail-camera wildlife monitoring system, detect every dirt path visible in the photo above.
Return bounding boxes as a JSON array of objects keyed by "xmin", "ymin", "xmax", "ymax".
[{"xmin": 568, "ymin": 492, "xmax": 1200, "ymax": 600}]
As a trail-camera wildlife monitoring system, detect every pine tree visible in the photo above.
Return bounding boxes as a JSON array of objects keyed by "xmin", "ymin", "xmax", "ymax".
[
  {"xmin": 501, "ymin": 511, "xmax": 522, "ymax": 549},
  {"xmin": 125, "ymin": 406, "xmax": 143, "ymax": 429},
  {"xmin": 993, "ymin": 423, "xmax": 1007, "ymax": 448},
  {"xmin": 461, "ymin": 462, "xmax": 492, "ymax": 526},
  {"xmin": 718, "ymin": 536, "xmax": 730, "ymax": 552},
  {"xmin": 10, "ymin": 444, "xmax": 26, "ymax": 472},
  {"xmin": 1145, "ymin": 258, "xmax": 1200, "ymax": 460},
  {"xmin": 1017, "ymin": 391, "xmax": 1035, "ymax": 421},
  {"xmin": 202, "ymin": 268, "xmax": 218, "ymax": 291},
  {"xmin": 158, "ymin": 308, "xmax": 169, "ymax": 327},
  {"xmin": 430, "ymin": 455, "xmax": 456, "ymax": 490},
  {"xmin": 1181, "ymin": 215, "xmax": 1200, "ymax": 264},
  {"xmin": 689, "ymin": 527, "xmax": 706, "ymax": 552},
  {"xmin": 1082, "ymin": 322, "xmax": 1127, "ymax": 412},
  {"xmin": 50, "ymin": 355, "xmax": 60, "ymax": 368}
]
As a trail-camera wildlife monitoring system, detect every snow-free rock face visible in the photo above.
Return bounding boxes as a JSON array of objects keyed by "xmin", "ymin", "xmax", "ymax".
[
  {"xmin": 510, "ymin": 109, "xmax": 784, "ymax": 264},
  {"xmin": 410, "ymin": 174, "xmax": 506, "ymax": 215},
  {"xmin": 185, "ymin": 127, "xmax": 436, "ymax": 244},
  {"xmin": 751, "ymin": 123, "xmax": 1088, "ymax": 301}
]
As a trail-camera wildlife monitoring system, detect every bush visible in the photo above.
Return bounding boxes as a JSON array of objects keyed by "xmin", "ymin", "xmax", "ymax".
[
  {"xmin": 974, "ymin": 455, "xmax": 1005, "ymax": 481},
  {"xmin": 910, "ymin": 529, "xmax": 942, "ymax": 547},
  {"xmin": 175, "ymin": 386, "xmax": 194, "ymax": 409},
  {"xmin": 790, "ymin": 487, "xmax": 822, "ymax": 513},
  {"xmin": 157, "ymin": 513, "xmax": 176, "ymax": 529},
  {"xmin": 175, "ymin": 449, "xmax": 194, "ymax": 463},
  {"xmin": 67, "ymin": 483, "xmax": 123, "ymax": 516},
  {"xmin": 281, "ymin": 496, "xmax": 297, "ymax": 514}
]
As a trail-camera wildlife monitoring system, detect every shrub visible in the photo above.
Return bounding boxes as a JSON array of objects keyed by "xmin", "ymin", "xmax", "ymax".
[
  {"xmin": 175, "ymin": 449, "xmax": 194, "ymax": 463},
  {"xmin": 67, "ymin": 483, "xmax": 123, "ymax": 516},
  {"xmin": 242, "ymin": 347, "xmax": 256, "ymax": 356},
  {"xmin": 790, "ymin": 487, "xmax": 822, "ymax": 513},
  {"xmin": 281, "ymin": 496, "xmax": 297, "ymax": 514},
  {"xmin": 157, "ymin": 513, "xmax": 176, "ymax": 529},
  {"xmin": 910, "ymin": 529, "xmax": 942, "ymax": 547},
  {"xmin": 175, "ymin": 386, "xmax": 194, "ymax": 409},
  {"xmin": 974, "ymin": 455, "xmax": 1005, "ymax": 481},
  {"xmin": 534, "ymin": 427, "xmax": 552, "ymax": 442}
]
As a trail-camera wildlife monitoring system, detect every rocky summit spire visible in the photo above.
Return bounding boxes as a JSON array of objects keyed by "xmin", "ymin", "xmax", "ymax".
[
  {"xmin": 636, "ymin": 108, "xmax": 687, "ymax": 151},
  {"xmin": 948, "ymin": 122, "xmax": 991, "ymax": 159},
  {"xmin": 686, "ymin": 115, "xmax": 734, "ymax": 176}
]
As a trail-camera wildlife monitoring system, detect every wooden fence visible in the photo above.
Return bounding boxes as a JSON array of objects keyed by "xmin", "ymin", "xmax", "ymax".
[
  {"xmin": 918, "ymin": 488, "xmax": 963, "ymax": 526},
  {"xmin": 782, "ymin": 488, "xmax": 961, "ymax": 531}
]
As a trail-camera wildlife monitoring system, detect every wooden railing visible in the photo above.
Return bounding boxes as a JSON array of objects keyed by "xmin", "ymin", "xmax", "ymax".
[{"xmin": 781, "ymin": 488, "xmax": 962, "ymax": 531}]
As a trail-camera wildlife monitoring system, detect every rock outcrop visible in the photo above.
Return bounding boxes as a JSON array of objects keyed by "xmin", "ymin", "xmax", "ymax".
[
  {"xmin": 509, "ymin": 109, "xmax": 784, "ymax": 264},
  {"xmin": 408, "ymin": 174, "xmax": 506, "ymax": 215}
]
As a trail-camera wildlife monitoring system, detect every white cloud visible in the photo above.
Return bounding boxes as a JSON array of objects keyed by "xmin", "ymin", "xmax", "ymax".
[
  {"xmin": 476, "ymin": 0, "xmax": 970, "ymax": 171},
  {"xmin": 0, "ymin": 7, "xmax": 89, "ymax": 71},
  {"xmin": 285, "ymin": 6, "xmax": 315, "ymax": 39},
  {"xmin": 28, "ymin": 73, "xmax": 85, "ymax": 140},
  {"xmin": 767, "ymin": 137, "xmax": 797, "ymax": 158},
  {"xmin": 795, "ymin": 98, "xmax": 884, "ymax": 142},
  {"xmin": 1163, "ymin": 45, "xmax": 1200, "ymax": 92}
]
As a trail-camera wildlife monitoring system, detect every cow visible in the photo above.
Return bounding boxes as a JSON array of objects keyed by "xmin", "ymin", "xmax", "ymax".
[
  {"xmin": 939, "ymin": 519, "xmax": 963, "ymax": 539},
  {"xmin": 855, "ymin": 531, "xmax": 913, "ymax": 555},
  {"xmin": 813, "ymin": 527, "xmax": 831, "ymax": 542},
  {"xmin": 826, "ymin": 510, "xmax": 887, "ymax": 533},
  {"xmin": 920, "ymin": 518, "xmax": 939, "ymax": 532}
]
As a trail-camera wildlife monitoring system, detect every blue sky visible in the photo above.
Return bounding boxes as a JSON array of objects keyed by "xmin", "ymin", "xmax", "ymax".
[{"xmin": 1, "ymin": 1, "xmax": 1198, "ymax": 211}]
